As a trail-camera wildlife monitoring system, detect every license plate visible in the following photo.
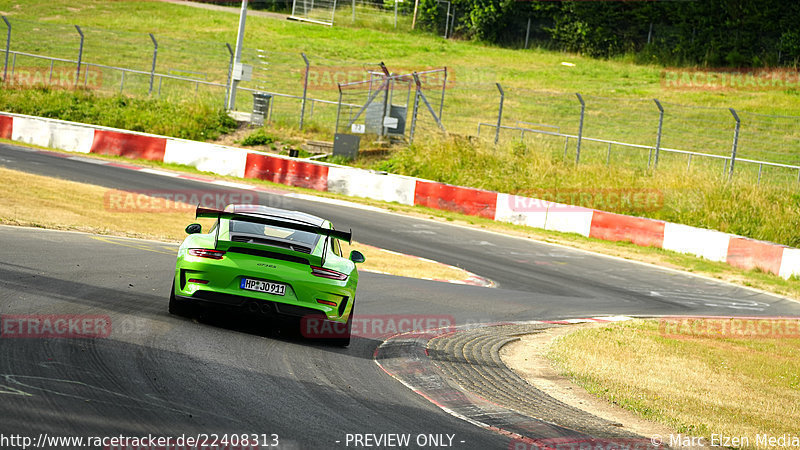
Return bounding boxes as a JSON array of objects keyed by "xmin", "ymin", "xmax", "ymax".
[{"xmin": 240, "ymin": 278, "xmax": 286, "ymax": 296}]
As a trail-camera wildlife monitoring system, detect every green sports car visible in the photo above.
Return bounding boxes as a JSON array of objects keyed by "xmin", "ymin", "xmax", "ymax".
[{"xmin": 170, "ymin": 204, "xmax": 365, "ymax": 346}]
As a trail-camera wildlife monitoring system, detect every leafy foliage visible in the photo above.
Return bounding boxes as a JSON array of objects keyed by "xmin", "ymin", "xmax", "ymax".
[{"xmin": 421, "ymin": 0, "xmax": 800, "ymax": 67}]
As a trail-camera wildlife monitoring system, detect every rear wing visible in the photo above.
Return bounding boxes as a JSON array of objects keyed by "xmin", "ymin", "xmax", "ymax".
[{"xmin": 196, "ymin": 206, "xmax": 352, "ymax": 246}]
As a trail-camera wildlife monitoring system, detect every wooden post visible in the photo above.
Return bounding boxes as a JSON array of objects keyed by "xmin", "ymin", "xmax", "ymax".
[{"xmin": 411, "ymin": 0, "xmax": 420, "ymax": 29}]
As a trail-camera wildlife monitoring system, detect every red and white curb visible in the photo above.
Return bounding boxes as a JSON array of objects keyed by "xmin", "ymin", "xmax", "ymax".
[
  {"xmin": 373, "ymin": 317, "xmax": 635, "ymax": 445},
  {"xmin": 2, "ymin": 111, "xmax": 798, "ymax": 279}
]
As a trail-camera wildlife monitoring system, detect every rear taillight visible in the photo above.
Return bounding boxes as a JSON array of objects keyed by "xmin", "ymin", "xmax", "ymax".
[
  {"xmin": 316, "ymin": 299, "xmax": 338, "ymax": 306},
  {"xmin": 187, "ymin": 278, "xmax": 209, "ymax": 284},
  {"xmin": 310, "ymin": 266, "xmax": 348, "ymax": 281},
  {"xmin": 188, "ymin": 249, "xmax": 226, "ymax": 260}
]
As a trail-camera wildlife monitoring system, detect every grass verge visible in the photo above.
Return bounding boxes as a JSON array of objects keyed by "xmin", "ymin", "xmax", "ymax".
[
  {"xmin": 0, "ymin": 86, "xmax": 236, "ymax": 141},
  {"xmin": 0, "ymin": 166, "xmax": 471, "ymax": 282},
  {"xmin": 546, "ymin": 319, "xmax": 800, "ymax": 447}
]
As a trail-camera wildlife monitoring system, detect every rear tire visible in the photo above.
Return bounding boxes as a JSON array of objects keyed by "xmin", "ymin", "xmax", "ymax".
[
  {"xmin": 168, "ymin": 280, "xmax": 194, "ymax": 317},
  {"xmin": 329, "ymin": 306, "xmax": 353, "ymax": 347}
]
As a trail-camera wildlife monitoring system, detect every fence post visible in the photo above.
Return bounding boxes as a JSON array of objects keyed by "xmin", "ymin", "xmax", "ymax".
[
  {"xmin": 409, "ymin": 80, "xmax": 421, "ymax": 143},
  {"xmin": 394, "ymin": 0, "xmax": 398, "ymax": 28},
  {"xmin": 494, "ymin": 83, "xmax": 504, "ymax": 145},
  {"xmin": 352, "ymin": 0, "xmax": 355, "ymax": 23},
  {"xmin": 223, "ymin": 43, "xmax": 233, "ymax": 109},
  {"xmin": 74, "ymin": 25, "xmax": 84, "ymax": 87},
  {"xmin": 334, "ymin": 83, "xmax": 343, "ymax": 135},
  {"xmin": 438, "ymin": 67, "xmax": 447, "ymax": 124},
  {"xmin": 653, "ymin": 99, "xmax": 664, "ymax": 169},
  {"xmin": 728, "ymin": 108, "xmax": 741, "ymax": 180},
  {"xmin": 300, "ymin": 53, "xmax": 310, "ymax": 130},
  {"xmin": 575, "ymin": 93, "xmax": 585, "ymax": 164},
  {"xmin": 148, "ymin": 33, "xmax": 158, "ymax": 95},
  {"xmin": 444, "ymin": 1, "xmax": 451, "ymax": 39},
  {"xmin": 2, "ymin": 16, "xmax": 9, "ymax": 82},
  {"xmin": 524, "ymin": 17, "xmax": 531, "ymax": 49}
]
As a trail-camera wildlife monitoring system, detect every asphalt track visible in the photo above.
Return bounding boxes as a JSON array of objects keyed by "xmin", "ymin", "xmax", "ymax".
[{"xmin": 1, "ymin": 142, "xmax": 799, "ymax": 449}]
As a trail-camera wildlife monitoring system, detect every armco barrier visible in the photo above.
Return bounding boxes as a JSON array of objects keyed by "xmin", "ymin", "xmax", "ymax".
[
  {"xmin": 244, "ymin": 152, "xmax": 329, "ymax": 191},
  {"xmin": 542, "ymin": 203, "xmax": 594, "ymax": 237},
  {"xmin": 1, "ymin": 110, "xmax": 798, "ymax": 280},
  {"xmin": 493, "ymin": 193, "xmax": 549, "ymax": 229},
  {"xmin": 90, "ymin": 130, "xmax": 167, "ymax": 161},
  {"xmin": 589, "ymin": 211, "xmax": 665, "ymax": 248},
  {"xmin": 164, "ymin": 139, "xmax": 247, "ymax": 178},
  {"xmin": 726, "ymin": 237, "xmax": 785, "ymax": 275},
  {"xmin": 414, "ymin": 180, "xmax": 497, "ymax": 219},
  {"xmin": 327, "ymin": 166, "xmax": 416, "ymax": 206},
  {"xmin": 662, "ymin": 222, "xmax": 731, "ymax": 263},
  {"xmin": 0, "ymin": 115, "xmax": 12, "ymax": 139}
]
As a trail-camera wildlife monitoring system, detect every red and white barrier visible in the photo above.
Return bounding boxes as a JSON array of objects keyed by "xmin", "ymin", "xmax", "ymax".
[
  {"xmin": 1, "ymin": 110, "xmax": 798, "ymax": 279},
  {"xmin": 164, "ymin": 139, "xmax": 247, "ymax": 178}
]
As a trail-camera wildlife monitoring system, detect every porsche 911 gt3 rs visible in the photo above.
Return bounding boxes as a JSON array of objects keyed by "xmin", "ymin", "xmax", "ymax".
[{"xmin": 170, "ymin": 204, "xmax": 364, "ymax": 346}]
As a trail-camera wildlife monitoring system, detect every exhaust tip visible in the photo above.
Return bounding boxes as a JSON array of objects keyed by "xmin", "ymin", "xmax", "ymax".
[{"xmin": 247, "ymin": 302, "xmax": 260, "ymax": 313}]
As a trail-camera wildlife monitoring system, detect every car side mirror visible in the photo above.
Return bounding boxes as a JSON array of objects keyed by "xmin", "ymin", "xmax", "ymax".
[
  {"xmin": 185, "ymin": 223, "xmax": 202, "ymax": 234},
  {"xmin": 349, "ymin": 250, "xmax": 366, "ymax": 264}
]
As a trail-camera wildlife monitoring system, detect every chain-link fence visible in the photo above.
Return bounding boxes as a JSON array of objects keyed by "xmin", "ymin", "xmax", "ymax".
[{"xmin": 1, "ymin": 16, "xmax": 799, "ymax": 186}]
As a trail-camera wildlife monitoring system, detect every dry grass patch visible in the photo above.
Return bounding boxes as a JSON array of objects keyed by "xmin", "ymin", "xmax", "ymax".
[
  {"xmin": 546, "ymin": 319, "xmax": 800, "ymax": 446},
  {"xmin": 0, "ymin": 167, "xmax": 472, "ymax": 281}
]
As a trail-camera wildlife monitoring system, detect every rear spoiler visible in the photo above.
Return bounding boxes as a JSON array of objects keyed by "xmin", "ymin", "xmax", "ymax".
[{"xmin": 196, "ymin": 206, "xmax": 352, "ymax": 244}]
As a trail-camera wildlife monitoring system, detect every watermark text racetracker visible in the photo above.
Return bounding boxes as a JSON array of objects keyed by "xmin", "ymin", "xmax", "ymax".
[
  {"xmin": 1, "ymin": 314, "xmax": 111, "ymax": 339},
  {"xmin": 7, "ymin": 66, "xmax": 103, "ymax": 89},
  {"xmin": 510, "ymin": 188, "xmax": 663, "ymax": 213},
  {"xmin": 104, "ymin": 189, "xmax": 285, "ymax": 213},
  {"xmin": 301, "ymin": 314, "xmax": 456, "ymax": 339},
  {"xmin": 659, "ymin": 316, "xmax": 800, "ymax": 339},
  {"xmin": 662, "ymin": 67, "xmax": 800, "ymax": 91}
]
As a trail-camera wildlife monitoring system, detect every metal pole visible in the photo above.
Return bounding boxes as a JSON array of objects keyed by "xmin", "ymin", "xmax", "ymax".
[
  {"xmin": 148, "ymin": 33, "xmax": 158, "ymax": 95},
  {"xmin": 563, "ymin": 137, "xmax": 569, "ymax": 159},
  {"xmin": 495, "ymin": 83, "xmax": 504, "ymax": 145},
  {"xmin": 757, "ymin": 163, "xmax": 762, "ymax": 185},
  {"xmin": 575, "ymin": 93, "xmax": 585, "ymax": 164},
  {"xmin": 606, "ymin": 143, "xmax": 611, "ymax": 166},
  {"xmin": 352, "ymin": 0, "xmax": 355, "ymax": 23},
  {"xmin": 2, "ymin": 16, "xmax": 10, "ymax": 82},
  {"xmin": 228, "ymin": 0, "xmax": 248, "ymax": 110},
  {"xmin": 653, "ymin": 99, "xmax": 664, "ymax": 168},
  {"xmin": 394, "ymin": 0, "xmax": 398, "ymax": 28},
  {"xmin": 524, "ymin": 17, "xmax": 530, "ymax": 49},
  {"xmin": 687, "ymin": 153, "xmax": 692, "ymax": 172},
  {"xmin": 120, "ymin": 71, "xmax": 125, "ymax": 94},
  {"xmin": 223, "ymin": 43, "xmax": 234, "ymax": 109},
  {"xmin": 438, "ymin": 67, "xmax": 447, "ymax": 123},
  {"xmin": 335, "ymin": 84, "xmax": 343, "ymax": 134},
  {"xmin": 728, "ymin": 108, "xmax": 741, "ymax": 180},
  {"xmin": 75, "ymin": 25, "xmax": 84, "ymax": 87},
  {"xmin": 300, "ymin": 52, "xmax": 310, "ymax": 129},
  {"xmin": 444, "ymin": 1, "xmax": 450, "ymax": 39},
  {"xmin": 409, "ymin": 82, "xmax": 421, "ymax": 143}
]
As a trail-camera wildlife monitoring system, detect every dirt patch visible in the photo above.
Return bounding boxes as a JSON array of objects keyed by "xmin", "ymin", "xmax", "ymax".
[{"xmin": 499, "ymin": 323, "xmax": 678, "ymax": 440}]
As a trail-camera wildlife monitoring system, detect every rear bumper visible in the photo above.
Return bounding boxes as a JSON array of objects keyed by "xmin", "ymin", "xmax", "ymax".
[{"xmin": 176, "ymin": 289, "xmax": 327, "ymax": 319}]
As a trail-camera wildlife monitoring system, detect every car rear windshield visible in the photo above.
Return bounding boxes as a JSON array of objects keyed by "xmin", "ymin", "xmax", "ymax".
[{"xmin": 229, "ymin": 219, "xmax": 322, "ymax": 250}]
